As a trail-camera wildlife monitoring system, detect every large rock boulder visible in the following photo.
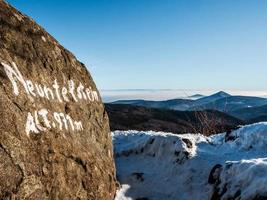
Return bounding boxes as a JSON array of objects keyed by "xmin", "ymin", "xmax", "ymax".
[{"xmin": 0, "ymin": 1, "xmax": 117, "ymax": 199}]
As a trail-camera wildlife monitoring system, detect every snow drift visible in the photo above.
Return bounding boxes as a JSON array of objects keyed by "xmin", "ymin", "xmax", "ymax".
[{"xmin": 113, "ymin": 122, "xmax": 267, "ymax": 200}]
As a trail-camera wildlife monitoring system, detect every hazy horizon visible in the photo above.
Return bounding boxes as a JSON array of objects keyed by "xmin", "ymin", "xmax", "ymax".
[{"xmin": 101, "ymin": 89, "xmax": 267, "ymax": 102}]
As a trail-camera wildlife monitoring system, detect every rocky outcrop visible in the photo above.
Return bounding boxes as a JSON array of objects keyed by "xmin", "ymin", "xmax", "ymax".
[{"xmin": 0, "ymin": 1, "xmax": 117, "ymax": 199}]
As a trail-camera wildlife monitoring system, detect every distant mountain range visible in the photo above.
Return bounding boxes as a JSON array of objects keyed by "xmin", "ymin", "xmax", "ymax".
[
  {"xmin": 110, "ymin": 91, "xmax": 267, "ymax": 121},
  {"xmin": 111, "ymin": 91, "xmax": 232, "ymax": 111}
]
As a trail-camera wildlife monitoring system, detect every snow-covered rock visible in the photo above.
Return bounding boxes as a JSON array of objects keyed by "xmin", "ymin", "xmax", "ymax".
[{"xmin": 113, "ymin": 122, "xmax": 267, "ymax": 200}]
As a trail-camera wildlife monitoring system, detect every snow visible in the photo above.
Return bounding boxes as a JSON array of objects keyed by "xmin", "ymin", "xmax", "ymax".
[
  {"xmin": 113, "ymin": 122, "xmax": 267, "ymax": 200},
  {"xmin": 216, "ymin": 158, "xmax": 267, "ymax": 200}
]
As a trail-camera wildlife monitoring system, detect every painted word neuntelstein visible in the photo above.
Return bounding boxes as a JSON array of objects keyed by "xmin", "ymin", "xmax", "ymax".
[{"xmin": 1, "ymin": 61, "xmax": 99, "ymax": 136}]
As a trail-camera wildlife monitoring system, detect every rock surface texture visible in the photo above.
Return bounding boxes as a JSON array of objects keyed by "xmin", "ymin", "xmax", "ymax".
[{"xmin": 0, "ymin": 1, "xmax": 117, "ymax": 199}]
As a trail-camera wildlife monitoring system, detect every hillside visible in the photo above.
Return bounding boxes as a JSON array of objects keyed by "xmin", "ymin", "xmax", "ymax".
[
  {"xmin": 111, "ymin": 99, "xmax": 194, "ymax": 111},
  {"xmin": 105, "ymin": 104, "xmax": 243, "ymax": 136},
  {"xmin": 114, "ymin": 123, "xmax": 267, "ymax": 200},
  {"xmin": 230, "ymin": 104, "xmax": 267, "ymax": 121},
  {"xmin": 190, "ymin": 91, "xmax": 231, "ymax": 106},
  {"xmin": 190, "ymin": 96, "xmax": 267, "ymax": 112}
]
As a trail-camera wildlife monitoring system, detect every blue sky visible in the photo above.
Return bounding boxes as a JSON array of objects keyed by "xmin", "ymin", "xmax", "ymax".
[{"xmin": 7, "ymin": 0, "xmax": 267, "ymax": 92}]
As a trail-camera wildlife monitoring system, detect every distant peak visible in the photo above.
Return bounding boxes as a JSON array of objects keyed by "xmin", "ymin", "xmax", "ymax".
[
  {"xmin": 213, "ymin": 91, "xmax": 231, "ymax": 97},
  {"xmin": 189, "ymin": 94, "xmax": 204, "ymax": 98}
]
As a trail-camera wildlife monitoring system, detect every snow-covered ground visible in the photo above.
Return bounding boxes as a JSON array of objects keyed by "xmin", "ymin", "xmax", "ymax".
[{"xmin": 113, "ymin": 122, "xmax": 267, "ymax": 200}]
